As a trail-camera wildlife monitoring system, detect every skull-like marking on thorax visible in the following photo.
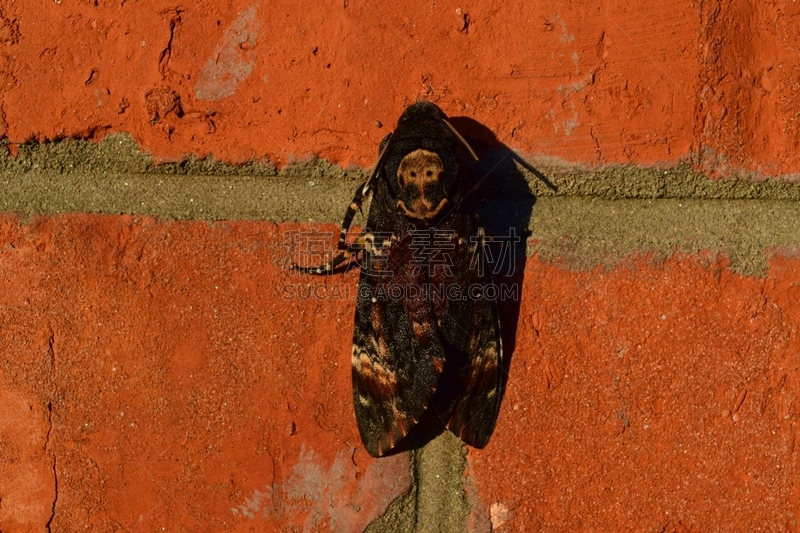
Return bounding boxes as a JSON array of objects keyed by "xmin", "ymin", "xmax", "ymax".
[{"xmin": 395, "ymin": 149, "xmax": 448, "ymax": 226}]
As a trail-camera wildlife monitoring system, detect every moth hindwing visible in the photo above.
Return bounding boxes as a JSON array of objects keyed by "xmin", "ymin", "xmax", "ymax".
[{"xmin": 294, "ymin": 100, "xmax": 502, "ymax": 457}]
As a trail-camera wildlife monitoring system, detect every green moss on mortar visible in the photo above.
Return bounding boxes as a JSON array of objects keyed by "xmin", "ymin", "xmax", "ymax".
[{"xmin": 2, "ymin": 133, "xmax": 800, "ymax": 277}]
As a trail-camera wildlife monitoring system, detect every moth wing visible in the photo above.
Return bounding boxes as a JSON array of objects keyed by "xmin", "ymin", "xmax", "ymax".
[
  {"xmin": 439, "ymin": 300, "xmax": 502, "ymax": 448},
  {"xmin": 431, "ymin": 221, "xmax": 503, "ymax": 448},
  {"xmin": 351, "ymin": 223, "xmax": 444, "ymax": 457}
]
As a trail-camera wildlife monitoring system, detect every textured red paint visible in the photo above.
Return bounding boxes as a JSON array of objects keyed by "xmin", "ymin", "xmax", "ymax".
[
  {"xmin": 468, "ymin": 254, "xmax": 800, "ymax": 531},
  {"xmin": 0, "ymin": 378, "xmax": 54, "ymax": 533},
  {"xmin": 3, "ymin": 217, "xmax": 798, "ymax": 530},
  {"xmin": 1, "ymin": 1, "xmax": 800, "ymax": 174},
  {"xmin": 0, "ymin": 216, "xmax": 409, "ymax": 532}
]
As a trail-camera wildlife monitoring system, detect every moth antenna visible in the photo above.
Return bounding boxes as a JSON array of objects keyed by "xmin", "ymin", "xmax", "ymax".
[
  {"xmin": 362, "ymin": 132, "xmax": 394, "ymax": 194},
  {"xmin": 298, "ymin": 102, "xmax": 503, "ymax": 455},
  {"xmin": 443, "ymin": 119, "xmax": 479, "ymax": 161}
]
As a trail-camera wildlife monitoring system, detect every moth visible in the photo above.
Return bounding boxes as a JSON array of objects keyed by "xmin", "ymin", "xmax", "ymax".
[{"xmin": 294, "ymin": 101, "xmax": 502, "ymax": 457}]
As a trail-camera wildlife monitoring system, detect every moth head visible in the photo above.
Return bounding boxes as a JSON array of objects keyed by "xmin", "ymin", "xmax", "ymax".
[
  {"xmin": 395, "ymin": 149, "xmax": 448, "ymax": 227},
  {"xmin": 397, "ymin": 100, "xmax": 446, "ymax": 126}
]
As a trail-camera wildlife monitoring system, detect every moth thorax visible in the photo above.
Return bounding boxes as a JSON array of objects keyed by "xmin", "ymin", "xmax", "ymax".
[{"xmin": 395, "ymin": 149, "xmax": 449, "ymax": 227}]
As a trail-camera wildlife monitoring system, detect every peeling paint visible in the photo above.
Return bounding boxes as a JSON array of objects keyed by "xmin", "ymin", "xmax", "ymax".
[
  {"xmin": 232, "ymin": 445, "xmax": 408, "ymax": 532},
  {"xmin": 195, "ymin": 5, "xmax": 260, "ymax": 101}
]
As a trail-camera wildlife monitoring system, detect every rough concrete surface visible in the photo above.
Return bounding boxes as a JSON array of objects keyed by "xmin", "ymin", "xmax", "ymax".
[
  {"xmin": 365, "ymin": 432, "xmax": 469, "ymax": 533},
  {"xmin": 3, "ymin": 135, "xmax": 800, "ymax": 277}
]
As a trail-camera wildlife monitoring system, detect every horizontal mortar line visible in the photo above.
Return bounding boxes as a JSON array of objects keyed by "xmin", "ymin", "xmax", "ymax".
[
  {"xmin": 2, "ymin": 173, "xmax": 800, "ymax": 219},
  {"xmin": 4, "ymin": 167, "xmax": 800, "ymax": 199},
  {"xmin": 4, "ymin": 133, "xmax": 800, "ymax": 202},
  {"xmin": 1, "ymin": 170, "xmax": 798, "ymax": 276}
]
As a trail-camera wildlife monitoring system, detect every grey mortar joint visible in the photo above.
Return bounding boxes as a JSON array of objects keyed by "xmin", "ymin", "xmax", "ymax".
[
  {"xmin": 2, "ymin": 133, "xmax": 800, "ymax": 276},
  {"xmin": 365, "ymin": 432, "xmax": 471, "ymax": 533}
]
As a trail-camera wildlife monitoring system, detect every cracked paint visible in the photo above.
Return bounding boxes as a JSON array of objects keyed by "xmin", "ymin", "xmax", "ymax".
[{"xmin": 0, "ymin": 379, "xmax": 55, "ymax": 531}]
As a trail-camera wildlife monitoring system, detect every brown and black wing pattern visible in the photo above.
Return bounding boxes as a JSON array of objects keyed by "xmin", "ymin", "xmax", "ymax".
[
  {"xmin": 348, "ymin": 100, "xmax": 503, "ymax": 456},
  {"xmin": 352, "ymin": 190, "xmax": 502, "ymax": 456},
  {"xmin": 430, "ymin": 214, "xmax": 502, "ymax": 448},
  {"xmin": 351, "ymin": 191, "xmax": 446, "ymax": 456}
]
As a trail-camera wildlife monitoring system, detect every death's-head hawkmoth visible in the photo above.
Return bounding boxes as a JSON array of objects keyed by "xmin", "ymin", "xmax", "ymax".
[{"xmin": 294, "ymin": 101, "xmax": 502, "ymax": 457}]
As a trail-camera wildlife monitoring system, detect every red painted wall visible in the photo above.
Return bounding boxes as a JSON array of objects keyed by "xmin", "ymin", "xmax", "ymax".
[
  {"xmin": 0, "ymin": 216, "xmax": 409, "ymax": 531},
  {"xmin": 2, "ymin": 1, "xmax": 800, "ymax": 174},
  {"xmin": 468, "ymin": 253, "xmax": 800, "ymax": 530},
  {"xmin": 2, "ymin": 218, "xmax": 799, "ymax": 530},
  {"xmin": 2, "ymin": 2, "xmax": 800, "ymax": 531}
]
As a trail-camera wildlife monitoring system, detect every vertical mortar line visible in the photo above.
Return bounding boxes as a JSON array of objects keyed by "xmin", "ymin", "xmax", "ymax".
[
  {"xmin": 412, "ymin": 432, "xmax": 470, "ymax": 533},
  {"xmin": 411, "ymin": 448, "xmax": 422, "ymax": 531},
  {"xmin": 364, "ymin": 448, "xmax": 420, "ymax": 533}
]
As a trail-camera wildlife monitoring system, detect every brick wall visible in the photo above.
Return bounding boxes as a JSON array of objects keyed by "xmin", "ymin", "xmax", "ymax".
[{"xmin": 1, "ymin": 1, "xmax": 799, "ymax": 532}]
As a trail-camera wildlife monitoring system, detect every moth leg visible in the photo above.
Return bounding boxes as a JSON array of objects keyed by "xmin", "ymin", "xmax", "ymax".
[
  {"xmin": 293, "ymin": 133, "xmax": 391, "ymax": 275},
  {"xmin": 337, "ymin": 181, "xmax": 370, "ymax": 250},
  {"xmin": 291, "ymin": 229, "xmax": 369, "ymax": 275},
  {"xmin": 335, "ymin": 132, "xmax": 392, "ymax": 250}
]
